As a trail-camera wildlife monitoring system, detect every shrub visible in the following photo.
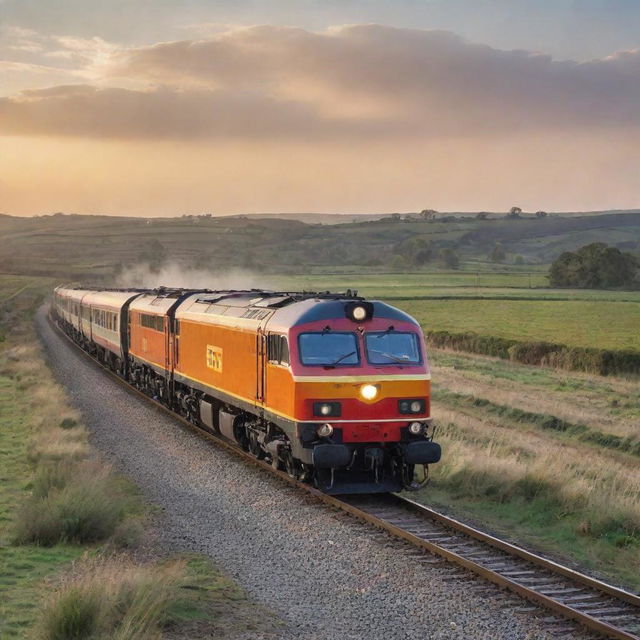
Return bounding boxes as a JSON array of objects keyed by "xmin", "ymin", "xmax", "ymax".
[
  {"xmin": 31, "ymin": 460, "xmax": 75, "ymax": 498},
  {"xmin": 35, "ymin": 557, "xmax": 188, "ymax": 640},
  {"xmin": 37, "ymin": 585, "xmax": 103, "ymax": 640},
  {"xmin": 14, "ymin": 469, "xmax": 128, "ymax": 546},
  {"xmin": 426, "ymin": 330, "xmax": 640, "ymax": 377}
]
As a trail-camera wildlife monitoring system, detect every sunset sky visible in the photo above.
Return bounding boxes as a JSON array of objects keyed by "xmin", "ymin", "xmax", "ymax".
[{"xmin": 2, "ymin": 0, "xmax": 640, "ymax": 216}]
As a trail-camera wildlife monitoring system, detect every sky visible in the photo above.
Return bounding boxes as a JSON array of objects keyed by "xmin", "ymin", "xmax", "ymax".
[{"xmin": 1, "ymin": 0, "xmax": 640, "ymax": 216}]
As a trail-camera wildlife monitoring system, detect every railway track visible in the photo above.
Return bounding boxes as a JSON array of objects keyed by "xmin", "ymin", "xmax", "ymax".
[{"xmin": 49, "ymin": 312, "xmax": 640, "ymax": 640}]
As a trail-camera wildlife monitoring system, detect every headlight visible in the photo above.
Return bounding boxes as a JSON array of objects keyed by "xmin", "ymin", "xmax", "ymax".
[
  {"xmin": 351, "ymin": 306, "xmax": 367, "ymax": 321},
  {"xmin": 313, "ymin": 401, "xmax": 341, "ymax": 417},
  {"xmin": 398, "ymin": 398, "xmax": 426, "ymax": 414},
  {"xmin": 345, "ymin": 301, "xmax": 374, "ymax": 322},
  {"xmin": 360, "ymin": 384, "xmax": 379, "ymax": 401},
  {"xmin": 408, "ymin": 421, "xmax": 424, "ymax": 435},
  {"xmin": 317, "ymin": 423, "xmax": 334, "ymax": 438}
]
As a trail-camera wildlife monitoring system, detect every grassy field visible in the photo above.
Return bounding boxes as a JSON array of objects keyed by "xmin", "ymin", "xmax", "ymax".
[
  {"xmin": 417, "ymin": 349, "xmax": 640, "ymax": 590},
  {"xmin": 0, "ymin": 278, "xmax": 275, "ymax": 639},
  {"xmin": 402, "ymin": 298, "xmax": 640, "ymax": 350},
  {"xmin": 274, "ymin": 271, "xmax": 640, "ymax": 352}
]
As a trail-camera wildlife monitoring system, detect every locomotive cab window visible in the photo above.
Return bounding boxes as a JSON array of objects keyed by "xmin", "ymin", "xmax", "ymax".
[
  {"xmin": 365, "ymin": 331, "xmax": 421, "ymax": 365},
  {"xmin": 267, "ymin": 334, "xmax": 290, "ymax": 365},
  {"xmin": 298, "ymin": 332, "xmax": 359, "ymax": 366}
]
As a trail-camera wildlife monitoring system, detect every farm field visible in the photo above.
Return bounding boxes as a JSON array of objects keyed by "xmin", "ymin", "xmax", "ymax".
[
  {"xmin": 402, "ymin": 298, "xmax": 640, "ymax": 350},
  {"xmin": 277, "ymin": 271, "xmax": 640, "ymax": 351}
]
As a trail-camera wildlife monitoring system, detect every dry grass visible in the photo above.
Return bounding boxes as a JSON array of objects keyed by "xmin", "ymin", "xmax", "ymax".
[
  {"xmin": 431, "ymin": 405, "xmax": 640, "ymax": 541},
  {"xmin": 434, "ymin": 364, "xmax": 639, "ymax": 440},
  {"xmin": 34, "ymin": 555, "xmax": 188, "ymax": 640},
  {"xmin": 5, "ymin": 339, "xmax": 141, "ymax": 548},
  {"xmin": 14, "ymin": 463, "xmax": 132, "ymax": 546}
]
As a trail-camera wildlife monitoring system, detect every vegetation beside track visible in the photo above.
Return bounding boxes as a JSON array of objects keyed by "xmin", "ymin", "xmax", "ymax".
[
  {"xmin": 0, "ymin": 277, "xmax": 275, "ymax": 639},
  {"xmin": 419, "ymin": 350, "xmax": 640, "ymax": 591}
]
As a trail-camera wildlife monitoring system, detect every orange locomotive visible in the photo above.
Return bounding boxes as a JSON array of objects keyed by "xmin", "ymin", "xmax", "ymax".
[{"xmin": 53, "ymin": 286, "xmax": 441, "ymax": 493}]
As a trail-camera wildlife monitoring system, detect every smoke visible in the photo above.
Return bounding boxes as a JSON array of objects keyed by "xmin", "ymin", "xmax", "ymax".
[{"xmin": 115, "ymin": 262, "xmax": 275, "ymax": 291}]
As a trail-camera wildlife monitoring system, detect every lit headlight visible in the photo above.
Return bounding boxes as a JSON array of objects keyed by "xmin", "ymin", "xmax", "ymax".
[
  {"xmin": 317, "ymin": 423, "xmax": 334, "ymax": 438},
  {"xmin": 408, "ymin": 421, "xmax": 424, "ymax": 435},
  {"xmin": 345, "ymin": 301, "xmax": 373, "ymax": 322},
  {"xmin": 352, "ymin": 306, "xmax": 367, "ymax": 321},
  {"xmin": 360, "ymin": 384, "xmax": 378, "ymax": 401}
]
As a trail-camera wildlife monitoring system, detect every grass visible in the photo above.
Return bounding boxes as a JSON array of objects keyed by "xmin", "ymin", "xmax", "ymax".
[
  {"xmin": 0, "ymin": 353, "xmax": 86, "ymax": 638},
  {"xmin": 0, "ymin": 279, "xmax": 273, "ymax": 638},
  {"xmin": 422, "ymin": 412, "xmax": 640, "ymax": 589},
  {"xmin": 435, "ymin": 388, "xmax": 640, "ymax": 456},
  {"xmin": 400, "ymin": 298, "xmax": 640, "ymax": 351},
  {"xmin": 430, "ymin": 349, "xmax": 640, "ymax": 429},
  {"xmin": 35, "ymin": 556, "xmax": 188, "ymax": 640}
]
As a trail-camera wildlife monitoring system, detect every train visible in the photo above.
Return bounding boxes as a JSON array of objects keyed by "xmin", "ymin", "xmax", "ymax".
[{"xmin": 51, "ymin": 286, "xmax": 441, "ymax": 494}]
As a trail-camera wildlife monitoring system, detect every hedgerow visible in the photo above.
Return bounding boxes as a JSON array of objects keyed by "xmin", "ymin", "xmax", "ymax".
[{"xmin": 426, "ymin": 330, "xmax": 640, "ymax": 377}]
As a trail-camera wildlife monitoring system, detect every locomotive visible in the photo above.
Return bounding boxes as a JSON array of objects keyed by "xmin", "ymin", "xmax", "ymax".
[{"xmin": 52, "ymin": 286, "xmax": 441, "ymax": 494}]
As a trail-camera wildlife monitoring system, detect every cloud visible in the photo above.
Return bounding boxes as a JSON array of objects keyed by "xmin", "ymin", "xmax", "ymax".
[{"xmin": 1, "ymin": 24, "xmax": 640, "ymax": 140}]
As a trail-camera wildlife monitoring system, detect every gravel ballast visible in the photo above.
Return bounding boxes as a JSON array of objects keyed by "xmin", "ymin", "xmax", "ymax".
[{"xmin": 37, "ymin": 309, "xmax": 579, "ymax": 640}]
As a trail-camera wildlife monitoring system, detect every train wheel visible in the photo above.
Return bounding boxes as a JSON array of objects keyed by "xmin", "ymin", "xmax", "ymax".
[
  {"xmin": 282, "ymin": 448, "xmax": 298, "ymax": 479},
  {"xmin": 248, "ymin": 430, "xmax": 265, "ymax": 459}
]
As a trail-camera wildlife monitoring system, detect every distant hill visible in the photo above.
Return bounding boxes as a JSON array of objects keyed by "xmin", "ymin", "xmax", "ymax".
[
  {"xmin": 0, "ymin": 211, "xmax": 638, "ymax": 281},
  {"xmin": 229, "ymin": 209, "xmax": 640, "ymax": 225}
]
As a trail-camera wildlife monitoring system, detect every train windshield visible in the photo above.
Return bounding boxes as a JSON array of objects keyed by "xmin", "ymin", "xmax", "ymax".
[
  {"xmin": 365, "ymin": 332, "xmax": 421, "ymax": 365},
  {"xmin": 298, "ymin": 332, "xmax": 360, "ymax": 366}
]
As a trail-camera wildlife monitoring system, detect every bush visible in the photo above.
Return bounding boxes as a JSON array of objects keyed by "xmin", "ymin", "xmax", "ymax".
[
  {"xmin": 35, "ymin": 557, "xmax": 188, "ymax": 640},
  {"xmin": 14, "ymin": 469, "xmax": 129, "ymax": 546},
  {"xmin": 37, "ymin": 585, "xmax": 102, "ymax": 640},
  {"xmin": 31, "ymin": 460, "xmax": 75, "ymax": 498}
]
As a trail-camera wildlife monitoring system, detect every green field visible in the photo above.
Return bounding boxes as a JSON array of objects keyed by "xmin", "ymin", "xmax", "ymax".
[
  {"xmin": 401, "ymin": 298, "xmax": 640, "ymax": 351},
  {"xmin": 273, "ymin": 271, "xmax": 640, "ymax": 352}
]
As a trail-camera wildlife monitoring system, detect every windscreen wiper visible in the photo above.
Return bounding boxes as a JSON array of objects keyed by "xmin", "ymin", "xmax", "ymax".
[
  {"xmin": 330, "ymin": 351, "xmax": 356, "ymax": 365},
  {"xmin": 369, "ymin": 349, "xmax": 407, "ymax": 363}
]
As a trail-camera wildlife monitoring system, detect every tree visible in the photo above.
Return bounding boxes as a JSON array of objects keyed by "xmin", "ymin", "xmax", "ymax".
[
  {"xmin": 140, "ymin": 239, "xmax": 168, "ymax": 272},
  {"xmin": 440, "ymin": 248, "xmax": 460, "ymax": 269},
  {"xmin": 391, "ymin": 254, "xmax": 409, "ymax": 270},
  {"xmin": 549, "ymin": 243, "xmax": 639, "ymax": 288},
  {"xmin": 420, "ymin": 209, "xmax": 438, "ymax": 220},
  {"xmin": 514, "ymin": 255, "xmax": 525, "ymax": 265},
  {"xmin": 535, "ymin": 211, "xmax": 548, "ymax": 218},
  {"xmin": 506, "ymin": 206, "xmax": 522, "ymax": 219},
  {"xmin": 390, "ymin": 213, "xmax": 402, "ymax": 221},
  {"xmin": 490, "ymin": 243, "xmax": 506, "ymax": 263},
  {"xmin": 475, "ymin": 212, "xmax": 489, "ymax": 220},
  {"xmin": 414, "ymin": 247, "xmax": 434, "ymax": 265}
]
